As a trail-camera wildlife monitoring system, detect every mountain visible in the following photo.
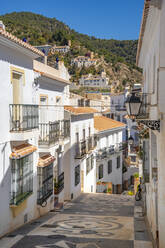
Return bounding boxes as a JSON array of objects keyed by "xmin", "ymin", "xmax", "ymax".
[
  {"xmin": 0, "ymin": 12, "xmax": 139, "ymax": 66},
  {"xmin": 0, "ymin": 12, "xmax": 142, "ymax": 91}
]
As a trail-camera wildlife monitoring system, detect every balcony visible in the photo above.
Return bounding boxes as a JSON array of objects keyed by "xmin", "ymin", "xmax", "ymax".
[
  {"xmin": 75, "ymin": 140, "xmax": 87, "ymax": 159},
  {"xmin": 39, "ymin": 121, "xmax": 60, "ymax": 146},
  {"xmin": 115, "ymin": 142, "xmax": 124, "ymax": 152},
  {"xmin": 107, "ymin": 145, "xmax": 115, "ymax": 155},
  {"xmin": 10, "ymin": 104, "xmax": 39, "ymax": 132}
]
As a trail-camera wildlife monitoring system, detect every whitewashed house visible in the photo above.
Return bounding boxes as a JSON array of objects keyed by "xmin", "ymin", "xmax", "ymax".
[
  {"xmin": 136, "ymin": 0, "xmax": 165, "ymax": 246},
  {"xmin": 33, "ymin": 60, "xmax": 71, "ymax": 205},
  {"xmin": 71, "ymin": 56, "xmax": 97, "ymax": 68},
  {"xmin": 64, "ymin": 106, "xmax": 97, "ymax": 199},
  {"xmin": 94, "ymin": 116, "xmax": 125, "ymax": 194},
  {"xmin": 51, "ymin": 45, "xmax": 70, "ymax": 54},
  {"xmin": 0, "ymin": 26, "xmax": 45, "ymax": 237},
  {"xmin": 0, "ymin": 25, "xmax": 72, "ymax": 237},
  {"xmin": 79, "ymin": 72, "xmax": 109, "ymax": 88}
]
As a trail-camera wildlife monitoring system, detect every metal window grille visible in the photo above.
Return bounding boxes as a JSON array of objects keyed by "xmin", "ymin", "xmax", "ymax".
[
  {"xmin": 99, "ymin": 164, "xmax": 103, "ymax": 179},
  {"xmin": 10, "ymin": 153, "xmax": 33, "ymax": 205},
  {"xmin": 37, "ymin": 163, "xmax": 53, "ymax": 205},
  {"xmin": 75, "ymin": 165, "xmax": 80, "ymax": 186},
  {"xmin": 108, "ymin": 160, "xmax": 112, "ymax": 174},
  {"xmin": 117, "ymin": 156, "xmax": 121, "ymax": 169}
]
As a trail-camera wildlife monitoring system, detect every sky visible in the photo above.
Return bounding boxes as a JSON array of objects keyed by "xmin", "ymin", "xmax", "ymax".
[{"xmin": 0, "ymin": 0, "xmax": 145, "ymax": 40}]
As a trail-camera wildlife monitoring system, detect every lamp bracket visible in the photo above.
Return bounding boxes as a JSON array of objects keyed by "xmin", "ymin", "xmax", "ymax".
[{"xmin": 137, "ymin": 120, "xmax": 160, "ymax": 132}]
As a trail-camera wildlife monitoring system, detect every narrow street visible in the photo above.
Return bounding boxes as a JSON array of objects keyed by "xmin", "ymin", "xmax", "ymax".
[{"xmin": 0, "ymin": 194, "xmax": 153, "ymax": 248}]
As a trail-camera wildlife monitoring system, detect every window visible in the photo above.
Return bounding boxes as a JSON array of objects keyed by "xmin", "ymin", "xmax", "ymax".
[
  {"xmin": 86, "ymin": 157, "xmax": 90, "ymax": 175},
  {"xmin": 99, "ymin": 164, "xmax": 103, "ymax": 179},
  {"xmin": 108, "ymin": 160, "xmax": 112, "ymax": 174},
  {"xmin": 10, "ymin": 153, "xmax": 33, "ymax": 205},
  {"xmin": 37, "ymin": 163, "xmax": 53, "ymax": 205},
  {"xmin": 86, "ymin": 155, "xmax": 94, "ymax": 175},
  {"xmin": 75, "ymin": 165, "xmax": 80, "ymax": 186},
  {"xmin": 131, "ymin": 156, "xmax": 136, "ymax": 163},
  {"xmin": 83, "ymin": 129, "xmax": 85, "ymax": 140},
  {"xmin": 117, "ymin": 156, "xmax": 121, "ymax": 169}
]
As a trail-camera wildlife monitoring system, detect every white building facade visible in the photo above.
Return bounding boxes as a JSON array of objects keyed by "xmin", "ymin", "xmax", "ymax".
[
  {"xmin": 137, "ymin": 0, "xmax": 165, "ymax": 246},
  {"xmin": 0, "ymin": 27, "xmax": 71, "ymax": 237},
  {"xmin": 79, "ymin": 72, "xmax": 109, "ymax": 88},
  {"xmin": 94, "ymin": 116, "xmax": 125, "ymax": 194},
  {"xmin": 71, "ymin": 56, "xmax": 97, "ymax": 68}
]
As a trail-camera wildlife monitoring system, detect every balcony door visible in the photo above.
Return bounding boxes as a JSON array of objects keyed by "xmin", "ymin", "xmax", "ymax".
[{"xmin": 12, "ymin": 72, "xmax": 22, "ymax": 104}]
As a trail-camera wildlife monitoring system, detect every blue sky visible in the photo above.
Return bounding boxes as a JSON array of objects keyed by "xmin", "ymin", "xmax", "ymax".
[{"xmin": 0, "ymin": 0, "xmax": 144, "ymax": 40}]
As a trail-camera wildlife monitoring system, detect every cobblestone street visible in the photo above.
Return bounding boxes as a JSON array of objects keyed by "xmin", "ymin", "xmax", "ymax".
[{"xmin": 0, "ymin": 194, "xmax": 153, "ymax": 248}]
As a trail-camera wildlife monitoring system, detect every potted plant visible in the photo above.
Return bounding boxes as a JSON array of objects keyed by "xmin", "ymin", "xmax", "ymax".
[
  {"xmin": 107, "ymin": 188, "xmax": 112, "ymax": 194},
  {"xmin": 54, "ymin": 179, "xmax": 59, "ymax": 194}
]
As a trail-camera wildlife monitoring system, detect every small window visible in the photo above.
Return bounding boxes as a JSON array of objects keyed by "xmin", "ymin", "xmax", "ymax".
[
  {"xmin": 108, "ymin": 160, "xmax": 112, "ymax": 174},
  {"xmin": 117, "ymin": 156, "xmax": 121, "ymax": 169},
  {"xmin": 99, "ymin": 164, "xmax": 103, "ymax": 179},
  {"xmin": 75, "ymin": 165, "xmax": 80, "ymax": 186}
]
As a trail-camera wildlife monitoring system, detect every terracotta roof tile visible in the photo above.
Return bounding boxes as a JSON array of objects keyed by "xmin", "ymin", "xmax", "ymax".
[
  {"xmin": 10, "ymin": 143, "xmax": 37, "ymax": 159},
  {"xmin": 64, "ymin": 106, "xmax": 98, "ymax": 115},
  {"xmin": 94, "ymin": 116, "xmax": 125, "ymax": 132},
  {"xmin": 0, "ymin": 28, "xmax": 44, "ymax": 57},
  {"xmin": 38, "ymin": 154, "xmax": 55, "ymax": 167}
]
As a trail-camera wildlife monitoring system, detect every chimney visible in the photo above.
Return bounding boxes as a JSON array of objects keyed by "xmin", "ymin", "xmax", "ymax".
[{"xmin": 0, "ymin": 21, "xmax": 5, "ymax": 30}]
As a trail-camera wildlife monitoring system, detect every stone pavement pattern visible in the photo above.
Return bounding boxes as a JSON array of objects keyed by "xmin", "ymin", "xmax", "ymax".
[{"xmin": 0, "ymin": 193, "xmax": 153, "ymax": 248}]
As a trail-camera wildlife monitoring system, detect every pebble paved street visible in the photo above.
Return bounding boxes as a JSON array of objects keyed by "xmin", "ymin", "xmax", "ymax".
[{"xmin": 0, "ymin": 193, "xmax": 153, "ymax": 248}]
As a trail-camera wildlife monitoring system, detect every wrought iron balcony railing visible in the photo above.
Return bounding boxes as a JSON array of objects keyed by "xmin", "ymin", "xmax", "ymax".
[
  {"xmin": 39, "ymin": 121, "xmax": 60, "ymax": 146},
  {"xmin": 115, "ymin": 142, "xmax": 123, "ymax": 152},
  {"xmin": 60, "ymin": 120, "xmax": 70, "ymax": 139},
  {"xmin": 75, "ymin": 140, "xmax": 87, "ymax": 159},
  {"xmin": 10, "ymin": 104, "xmax": 39, "ymax": 131}
]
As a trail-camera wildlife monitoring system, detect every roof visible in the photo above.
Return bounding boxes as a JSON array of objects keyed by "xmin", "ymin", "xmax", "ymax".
[
  {"xmin": 10, "ymin": 143, "xmax": 37, "ymax": 159},
  {"xmin": 136, "ymin": 0, "xmax": 151, "ymax": 65},
  {"xmin": 0, "ymin": 28, "xmax": 44, "ymax": 57},
  {"xmin": 94, "ymin": 116, "xmax": 125, "ymax": 132},
  {"xmin": 64, "ymin": 106, "xmax": 98, "ymax": 115},
  {"xmin": 102, "ymin": 108, "xmax": 111, "ymax": 114},
  {"xmin": 38, "ymin": 154, "xmax": 55, "ymax": 167}
]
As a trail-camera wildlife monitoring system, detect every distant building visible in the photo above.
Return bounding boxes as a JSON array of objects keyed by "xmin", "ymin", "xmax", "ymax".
[
  {"xmin": 35, "ymin": 44, "xmax": 52, "ymax": 56},
  {"xmin": 79, "ymin": 72, "xmax": 109, "ymax": 88},
  {"xmin": 51, "ymin": 45, "xmax": 70, "ymax": 54},
  {"xmin": 71, "ymin": 56, "xmax": 97, "ymax": 68}
]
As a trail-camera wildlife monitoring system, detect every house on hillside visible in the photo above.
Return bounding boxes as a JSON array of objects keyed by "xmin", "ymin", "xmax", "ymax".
[
  {"xmin": 79, "ymin": 72, "xmax": 109, "ymax": 88},
  {"xmin": 71, "ymin": 56, "xmax": 97, "ymax": 68}
]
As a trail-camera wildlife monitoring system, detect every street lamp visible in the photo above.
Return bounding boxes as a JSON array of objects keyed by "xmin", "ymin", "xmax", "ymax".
[
  {"xmin": 125, "ymin": 92, "xmax": 142, "ymax": 118},
  {"xmin": 125, "ymin": 92, "xmax": 160, "ymax": 131},
  {"xmin": 128, "ymin": 136, "xmax": 134, "ymax": 145}
]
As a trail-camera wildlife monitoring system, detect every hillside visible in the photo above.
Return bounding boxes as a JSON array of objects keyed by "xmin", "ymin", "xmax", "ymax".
[
  {"xmin": 0, "ymin": 12, "xmax": 142, "ymax": 90},
  {"xmin": 1, "ymin": 12, "xmax": 139, "ymax": 65}
]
